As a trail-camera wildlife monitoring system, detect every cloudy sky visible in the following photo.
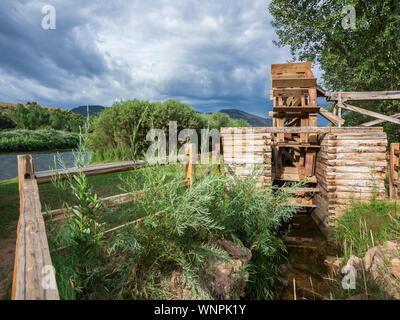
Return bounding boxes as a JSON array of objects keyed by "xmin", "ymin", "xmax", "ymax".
[{"xmin": 0, "ymin": 0, "xmax": 295, "ymax": 117}]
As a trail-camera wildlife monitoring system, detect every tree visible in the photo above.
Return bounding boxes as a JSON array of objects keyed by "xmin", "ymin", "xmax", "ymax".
[{"xmin": 269, "ymin": 0, "xmax": 400, "ymax": 139}]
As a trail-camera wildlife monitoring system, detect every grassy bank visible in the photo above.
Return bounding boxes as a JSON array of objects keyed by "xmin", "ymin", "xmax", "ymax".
[
  {"xmin": 0, "ymin": 170, "xmax": 136, "ymax": 238},
  {"xmin": 0, "ymin": 129, "xmax": 79, "ymax": 153},
  {"xmin": 332, "ymin": 197, "xmax": 400, "ymax": 299}
]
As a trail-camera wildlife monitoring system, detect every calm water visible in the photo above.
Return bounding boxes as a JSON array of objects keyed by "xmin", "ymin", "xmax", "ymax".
[{"xmin": 0, "ymin": 151, "xmax": 89, "ymax": 181}]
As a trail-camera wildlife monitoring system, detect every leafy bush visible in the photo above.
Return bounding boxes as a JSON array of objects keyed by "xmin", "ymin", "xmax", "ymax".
[
  {"xmin": 0, "ymin": 129, "xmax": 79, "ymax": 152},
  {"xmin": 0, "ymin": 113, "xmax": 16, "ymax": 130},
  {"xmin": 88, "ymin": 99, "xmax": 250, "ymax": 162},
  {"xmin": 49, "ymin": 162, "xmax": 297, "ymax": 300},
  {"xmin": 6, "ymin": 102, "xmax": 85, "ymax": 132}
]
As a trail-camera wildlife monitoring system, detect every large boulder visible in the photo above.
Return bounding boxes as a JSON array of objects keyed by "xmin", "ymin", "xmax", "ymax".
[
  {"xmin": 363, "ymin": 240, "xmax": 400, "ymax": 299},
  {"xmin": 167, "ymin": 239, "xmax": 252, "ymax": 300}
]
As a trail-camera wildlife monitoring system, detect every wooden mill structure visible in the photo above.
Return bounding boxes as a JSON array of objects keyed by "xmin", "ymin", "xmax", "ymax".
[{"xmin": 222, "ymin": 62, "xmax": 400, "ymax": 236}]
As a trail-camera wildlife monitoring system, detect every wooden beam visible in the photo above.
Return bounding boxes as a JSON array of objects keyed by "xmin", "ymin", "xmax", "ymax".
[
  {"xmin": 318, "ymin": 107, "xmax": 345, "ymax": 126},
  {"xmin": 326, "ymin": 91, "xmax": 400, "ymax": 102},
  {"xmin": 361, "ymin": 112, "xmax": 400, "ymax": 127},
  {"xmin": 337, "ymin": 102, "xmax": 400, "ymax": 125},
  {"xmin": 13, "ymin": 155, "xmax": 59, "ymax": 300},
  {"xmin": 220, "ymin": 126, "xmax": 383, "ymax": 134},
  {"xmin": 35, "ymin": 160, "xmax": 145, "ymax": 185}
]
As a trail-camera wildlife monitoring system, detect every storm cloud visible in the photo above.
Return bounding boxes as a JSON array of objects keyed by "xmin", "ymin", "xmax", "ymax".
[{"xmin": 0, "ymin": 0, "xmax": 291, "ymax": 116}]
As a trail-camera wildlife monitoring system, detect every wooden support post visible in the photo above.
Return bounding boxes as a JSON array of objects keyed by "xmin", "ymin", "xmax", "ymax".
[
  {"xmin": 390, "ymin": 143, "xmax": 399, "ymax": 200},
  {"xmin": 185, "ymin": 144, "xmax": 194, "ymax": 189},
  {"xmin": 214, "ymin": 142, "xmax": 221, "ymax": 174},
  {"xmin": 305, "ymin": 150, "xmax": 317, "ymax": 177}
]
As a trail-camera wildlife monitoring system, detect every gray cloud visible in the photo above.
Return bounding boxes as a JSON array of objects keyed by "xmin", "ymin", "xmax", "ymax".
[{"xmin": 0, "ymin": 0, "xmax": 292, "ymax": 114}]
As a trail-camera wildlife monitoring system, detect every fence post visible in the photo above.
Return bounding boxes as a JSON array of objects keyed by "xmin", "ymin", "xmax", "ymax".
[
  {"xmin": 390, "ymin": 143, "xmax": 399, "ymax": 200},
  {"xmin": 214, "ymin": 142, "xmax": 221, "ymax": 174},
  {"xmin": 185, "ymin": 144, "xmax": 194, "ymax": 189}
]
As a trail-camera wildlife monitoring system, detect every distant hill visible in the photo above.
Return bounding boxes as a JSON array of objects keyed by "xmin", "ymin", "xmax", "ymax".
[
  {"xmin": 0, "ymin": 102, "xmax": 59, "ymax": 113},
  {"xmin": 70, "ymin": 105, "xmax": 106, "ymax": 117},
  {"xmin": 218, "ymin": 109, "xmax": 272, "ymax": 127}
]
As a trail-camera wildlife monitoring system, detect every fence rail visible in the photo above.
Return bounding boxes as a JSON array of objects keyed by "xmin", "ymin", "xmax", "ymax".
[{"xmin": 12, "ymin": 144, "xmax": 220, "ymax": 299}]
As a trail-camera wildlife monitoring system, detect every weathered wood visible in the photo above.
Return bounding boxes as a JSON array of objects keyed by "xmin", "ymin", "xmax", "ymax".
[
  {"xmin": 13, "ymin": 155, "xmax": 59, "ymax": 300},
  {"xmin": 42, "ymin": 192, "xmax": 142, "ymax": 222},
  {"xmin": 337, "ymin": 102, "xmax": 400, "ymax": 126},
  {"xmin": 390, "ymin": 143, "xmax": 399, "ymax": 200},
  {"xmin": 326, "ymin": 91, "xmax": 400, "ymax": 102},
  {"xmin": 361, "ymin": 112, "xmax": 400, "ymax": 127},
  {"xmin": 318, "ymin": 108, "xmax": 345, "ymax": 126},
  {"xmin": 185, "ymin": 144, "xmax": 194, "ymax": 189},
  {"xmin": 271, "ymin": 62, "xmax": 312, "ymax": 75},
  {"xmin": 220, "ymin": 127, "xmax": 383, "ymax": 134},
  {"xmin": 35, "ymin": 160, "xmax": 146, "ymax": 185}
]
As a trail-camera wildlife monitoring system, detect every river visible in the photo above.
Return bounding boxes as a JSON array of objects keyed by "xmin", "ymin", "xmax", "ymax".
[{"xmin": 0, "ymin": 151, "xmax": 89, "ymax": 181}]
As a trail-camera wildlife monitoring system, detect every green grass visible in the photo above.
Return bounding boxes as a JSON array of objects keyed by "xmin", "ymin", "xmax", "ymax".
[
  {"xmin": 0, "ymin": 171, "xmax": 137, "ymax": 238},
  {"xmin": 334, "ymin": 198, "xmax": 400, "ymax": 261},
  {"xmin": 332, "ymin": 197, "xmax": 400, "ymax": 300}
]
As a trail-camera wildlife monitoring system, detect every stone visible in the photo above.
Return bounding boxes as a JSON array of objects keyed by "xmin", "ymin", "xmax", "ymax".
[
  {"xmin": 363, "ymin": 240, "xmax": 400, "ymax": 300},
  {"xmin": 346, "ymin": 255, "xmax": 363, "ymax": 270}
]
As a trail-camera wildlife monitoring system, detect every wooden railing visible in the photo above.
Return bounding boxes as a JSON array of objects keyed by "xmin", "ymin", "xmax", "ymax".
[
  {"xmin": 389, "ymin": 143, "xmax": 400, "ymax": 199},
  {"xmin": 12, "ymin": 145, "xmax": 220, "ymax": 300}
]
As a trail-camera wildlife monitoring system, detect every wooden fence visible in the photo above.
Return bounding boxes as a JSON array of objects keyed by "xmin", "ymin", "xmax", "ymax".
[
  {"xmin": 389, "ymin": 143, "xmax": 400, "ymax": 199},
  {"xmin": 11, "ymin": 144, "xmax": 220, "ymax": 300}
]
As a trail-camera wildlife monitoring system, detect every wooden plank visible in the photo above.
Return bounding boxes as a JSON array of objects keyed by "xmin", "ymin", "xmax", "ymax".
[
  {"xmin": 271, "ymin": 89, "xmax": 310, "ymax": 98},
  {"xmin": 271, "ymin": 62, "xmax": 312, "ymax": 75},
  {"xmin": 35, "ymin": 160, "xmax": 146, "ymax": 185},
  {"xmin": 220, "ymin": 127, "xmax": 383, "ymax": 134},
  {"xmin": 337, "ymin": 102, "xmax": 400, "ymax": 125},
  {"xmin": 42, "ymin": 192, "xmax": 142, "ymax": 222},
  {"xmin": 326, "ymin": 91, "xmax": 400, "ymax": 102},
  {"xmin": 305, "ymin": 150, "xmax": 316, "ymax": 177},
  {"xmin": 318, "ymin": 108, "xmax": 345, "ymax": 126},
  {"xmin": 13, "ymin": 155, "xmax": 59, "ymax": 300},
  {"xmin": 390, "ymin": 143, "xmax": 399, "ymax": 200},
  {"xmin": 361, "ymin": 112, "xmax": 400, "ymax": 127},
  {"xmin": 272, "ymin": 78, "xmax": 317, "ymax": 88},
  {"xmin": 273, "ymin": 106, "xmax": 320, "ymax": 113}
]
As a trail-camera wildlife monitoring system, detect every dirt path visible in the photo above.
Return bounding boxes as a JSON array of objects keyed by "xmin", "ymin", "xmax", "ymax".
[{"xmin": 0, "ymin": 235, "xmax": 16, "ymax": 299}]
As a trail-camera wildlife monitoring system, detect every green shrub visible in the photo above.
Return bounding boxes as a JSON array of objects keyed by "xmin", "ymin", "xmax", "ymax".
[
  {"xmin": 0, "ymin": 113, "xmax": 16, "ymax": 130},
  {"xmin": 0, "ymin": 129, "xmax": 79, "ymax": 152},
  {"xmin": 88, "ymin": 99, "xmax": 250, "ymax": 163},
  {"xmin": 6, "ymin": 102, "xmax": 84, "ymax": 132}
]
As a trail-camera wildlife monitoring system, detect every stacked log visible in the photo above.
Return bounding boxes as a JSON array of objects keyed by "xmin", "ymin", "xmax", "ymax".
[
  {"xmin": 221, "ymin": 128, "xmax": 272, "ymax": 186},
  {"xmin": 313, "ymin": 128, "xmax": 387, "ymax": 237}
]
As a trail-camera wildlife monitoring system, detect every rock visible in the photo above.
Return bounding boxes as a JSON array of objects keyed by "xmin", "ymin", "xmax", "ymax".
[
  {"xmin": 363, "ymin": 240, "xmax": 400, "ymax": 300},
  {"xmin": 201, "ymin": 239, "xmax": 252, "ymax": 299},
  {"xmin": 167, "ymin": 271, "xmax": 194, "ymax": 300},
  {"xmin": 168, "ymin": 239, "xmax": 252, "ymax": 300},
  {"xmin": 324, "ymin": 256, "xmax": 344, "ymax": 272},
  {"xmin": 346, "ymin": 255, "xmax": 363, "ymax": 271},
  {"xmin": 218, "ymin": 239, "xmax": 252, "ymax": 264}
]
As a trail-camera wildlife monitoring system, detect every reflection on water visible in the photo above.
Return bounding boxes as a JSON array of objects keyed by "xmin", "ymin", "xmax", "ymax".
[{"xmin": 0, "ymin": 151, "xmax": 89, "ymax": 181}]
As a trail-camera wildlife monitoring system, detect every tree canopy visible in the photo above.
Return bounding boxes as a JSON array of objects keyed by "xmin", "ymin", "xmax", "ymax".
[{"xmin": 269, "ymin": 0, "xmax": 400, "ymax": 140}]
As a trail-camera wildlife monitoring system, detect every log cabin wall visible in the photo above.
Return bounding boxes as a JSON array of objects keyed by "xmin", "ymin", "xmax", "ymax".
[
  {"xmin": 221, "ymin": 127, "xmax": 272, "ymax": 187},
  {"xmin": 221, "ymin": 127, "xmax": 388, "ymax": 238},
  {"xmin": 312, "ymin": 128, "xmax": 387, "ymax": 237}
]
